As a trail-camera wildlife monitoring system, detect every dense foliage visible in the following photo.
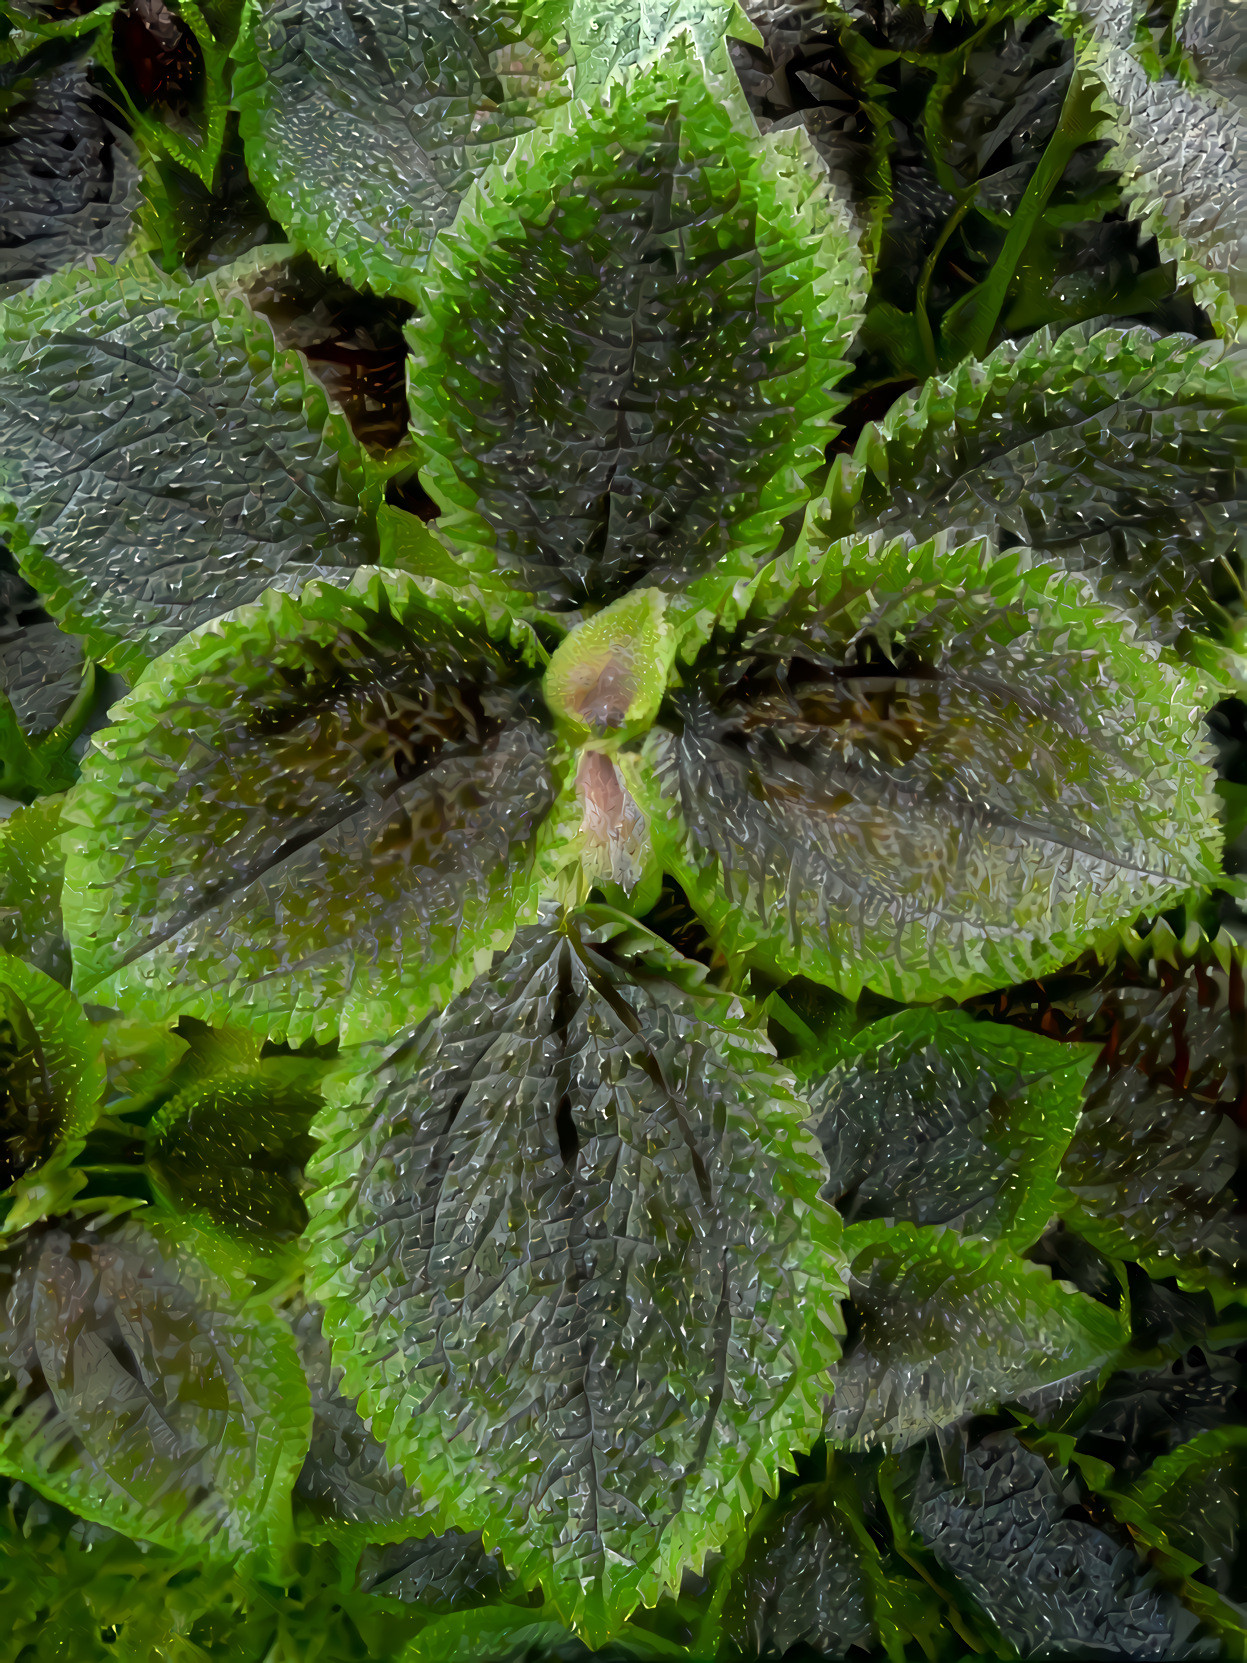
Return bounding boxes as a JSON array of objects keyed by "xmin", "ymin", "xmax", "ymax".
[{"xmin": 0, "ymin": 0, "xmax": 1242, "ymax": 1657}]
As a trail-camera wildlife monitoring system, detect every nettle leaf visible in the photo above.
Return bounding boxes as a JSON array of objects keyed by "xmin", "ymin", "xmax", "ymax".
[
  {"xmin": 807, "ymin": 1009, "xmax": 1095, "ymax": 1250},
  {"xmin": 829, "ymin": 323, "xmax": 1247, "ymax": 663},
  {"xmin": 61, "ymin": 569, "xmax": 558, "ymax": 1044},
  {"xmin": 0, "ymin": 621, "xmax": 86, "ymax": 742},
  {"xmin": 145, "ymin": 1029, "xmax": 326, "ymax": 1238},
  {"xmin": 566, "ymin": 0, "xmax": 743, "ymax": 97},
  {"xmin": 0, "ymin": 950, "xmax": 103, "ymax": 1203},
  {"xmin": 906, "ymin": 1432, "xmax": 1198, "ymax": 1659},
  {"xmin": 1067, "ymin": 0, "xmax": 1247, "ymax": 333},
  {"xmin": 304, "ymin": 909, "xmax": 843, "ymax": 1640},
  {"xmin": 0, "ymin": 794, "xmax": 69, "ymax": 984},
  {"xmin": 1179, "ymin": 0, "xmax": 1247, "ymax": 110},
  {"xmin": 719, "ymin": 1482, "xmax": 873, "ymax": 1659},
  {"xmin": 1052, "ymin": 937, "xmax": 1247, "ymax": 1282},
  {"xmin": 638, "ymin": 532, "xmax": 1221, "ymax": 1004},
  {"xmin": 405, "ymin": 46, "xmax": 864, "ymax": 613},
  {"xmin": 0, "ymin": 259, "xmax": 374, "ymax": 679},
  {"xmin": 963, "ymin": 926, "xmax": 1247, "ymax": 1282},
  {"xmin": 1121, "ymin": 1426, "xmax": 1247, "ymax": 1591},
  {"xmin": 291, "ymin": 1295, "xmax": 435, "ymax": 1544},
  {"xmin": 826, "ymin": 1223, "xmax": 1126, "ymax": 1451},
  {"xmin": 95, "ymin": 1011, "xmax": 189, "ymax": 1107},
  {"xmin": 0, "ymin": 1214, "xmax": 310, "ymax": 1561},
  {"xmin": 0, "ymin": 42, "xmax": 140, "ymax": 293},
  {"xmin": 234, "ymin": 0, "xmax": 570, "ymax": 300}
]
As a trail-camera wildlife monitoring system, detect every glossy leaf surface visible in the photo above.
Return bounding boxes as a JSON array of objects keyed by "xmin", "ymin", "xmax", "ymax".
[
  {"xmin": 908, "ymin": 1432, "xmax": 1195, "ymax": 1659},
  {"xmin": 0, "ymin": 1216, "xmax": 310, "ymax": 1560},
  {"xmin": 642, "ymin": 534, "xmax": 1221, "ymax": 1003},
  {"xmin": 235, "ymin": 0, "xmax": 567, "ymax": 299},
  {"xmin": 807, "ymin": 1009, "xmax": 1094, "ymax": 1248},
  {"xmin": 305, "ymin": 910, "xmax": 843, "ymax": 1637},
  {"xmin": 406, "ymin": 48, "xmax": 863, "ymax": 611},
  {"xmin": 1068, "ymin": 0, "xmax": 1247, "ymax": 333},
  {"xmin": 62, "ymin": 570, "xmax": 557, "ymax": 1043},
  {"xmin": 0, "ymin": 260, "xmax": 373, "ymax": 678},
  {"xmin": 834, "ymin": 324, "xmax": 1247, "ymax": 661},
  {"xmin": 0, "ymin": 49, "xmax": 140, "ymax": 292},
  {"xmin": 827, "ymin": 1223, "xmax": 1125, "ymax": 1450}
]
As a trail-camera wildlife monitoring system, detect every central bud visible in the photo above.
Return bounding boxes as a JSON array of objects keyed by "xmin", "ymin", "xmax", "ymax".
[{"xmin": 543, "ymin": 588, "xmax": 678, "ymax": 740}]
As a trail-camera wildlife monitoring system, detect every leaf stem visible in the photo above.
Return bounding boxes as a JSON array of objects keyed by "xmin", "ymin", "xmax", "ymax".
[
  {"xmin": 914, "ymin": 191, "xmax": 976, "ymax": 377},
  {"xmin": 938, "ymin": 69, "xmax": 1103, "ymax": 366}
]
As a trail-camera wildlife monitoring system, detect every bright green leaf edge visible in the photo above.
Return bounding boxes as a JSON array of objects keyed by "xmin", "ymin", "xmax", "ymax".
[
  {"xmin": 304, "ymin": 950, "xmax": 848, "ymax": 1642},
  {"xmin": 0, "ymin": 257, "xmax": 375, "ymax": 683},
  {"xmin": 638, "ymin": 531, "xmax": 1226, "ymax": 1004},
  {"xmin": 59, "ymin": 567, "xmax": 558, "ymax": 1045},
  {"xmin": 819, "ymin": 1008, "xmax": 1098, "ymax": 1251},
  {"xmin": 404, "ymin": 44, "xmax": 866, "ymax": 609}
]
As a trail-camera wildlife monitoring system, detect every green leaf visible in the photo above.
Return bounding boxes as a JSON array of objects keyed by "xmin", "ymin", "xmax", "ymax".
[
  {"xmin": 405, "ymin": 45, "xmax": 864, "ymax": 613},
  {"xmin": 94, "ymin": 1012, "xmax": 189, "ymax": 1108},
  {"xmin": 827, "ymin": 1223, "xmax": 1127, "ymax": 1451},
  {"xmin": 718, "ymin": 1481, "xmax": 873, "ymax": 1658},
  {"xmin": 1066, "ymin": 0, "xmax": 1247, "ymax": 334},
  {"xmin": 1053, "ymin": 935, "xmax": 1247, "ymax": 1282},
  {"xmin": 61, "ymin": 568, "xmax": 558, "ymax": 1045},
  {"xmin": 0, "ymin": 1214, "xmax": 311, "ymax": 1563},
  {"xmin": 825, "ymin": 323, "xmax": 1247, "ymax": 663},
  {"xmin": 397, "ymin": 1609, "xmax": 569, "ymax": 1663},
  {"xmin": 0, "ymin": 794, "xmax": 69, "ymax": 984},
  {"xmin": 1112, "ymin": 1425, "xmax": 1247, "ymax": 1592},
  {"xmin": 564, "ymin": 0, "xmax": 742, "ymax": 97},
  {"xmin": 304, "ymin": 908, "xmax": 844, "ymax": 1640},
  {"xmin": 0, "ymin": 41, "xmax": 141, "ymax": 294},
  {"xmin": 639, "ymin": 531, "xmax": 1222, "ymax": 1004},
  {"xmin": 146, "ymin": 1031, "xmax": 326, "ymax": 1239},
  {"xmin": 233, "ymin": 0, "xmax": 569, "ymax": 299},
  {"xmin": 0, "ymin": 951, "xmax": 103, "ymax": 1237},
  {"xmin": 0, "ymin": 259, "xmax": 374, "ymax": 679},
  {"xmin": 291, "ymin": 1295, "xmax": 436, "ymax": 1546},
  {"xmin": 807, "ymin": 1009, "xmax": 1096, "ymax": 1249},
  {"xmin": 906, "ymin": 1431, "xmax": 1199, "ymax": 1657}
]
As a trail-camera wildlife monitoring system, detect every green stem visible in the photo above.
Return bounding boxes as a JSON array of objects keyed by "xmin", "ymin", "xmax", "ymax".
[
  {"xmin": 914, "ymin": 192, "xmax": 975, "ymax": 377},
  {"xmin": 938, "ymin": 70, "xmax": 1104, "ymax": 366}
]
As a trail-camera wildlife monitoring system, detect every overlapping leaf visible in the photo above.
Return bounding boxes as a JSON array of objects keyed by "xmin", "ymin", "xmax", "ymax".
[
  {"xmin": 824, "ymin": 323, "xmax": 1247, "ymax": 662},
  {"xmin": 234, "ymin": 0, "xmax": 569, "ymax": 299},
  {"xmin": 406, "ymin": 47, "xmax": 864, "ymax": 612},
  {"xmin": 719, "ymin": 1481, "xmax": 872, "ymax": 1659},
  {"xmin": 0, "ymin": 43, "xmax": 140, "ymax": 292},
  {"xmin": 0, "ymin": 951, "xmax": 102, "ymax": 1205},
  {"xmin": 305, "ymin": 909, "xmax": 844, "ymax": 1639},
  {"xmin": 145, "ymin": 1026, "xmax": 327, "ymax": 1237},
  {"xmin": 906, "ymin": 1432, "xmax": 1198, "ymax": 1658},
  {"xmin": 807, "ymin": 1009, "xmax": 1095, "ymax": 1248},
  {"xmin": 61, "ymin": 568, "xmax": 557, "ymax": 1043},
  {"xmin": 964, "ymin": 927, "xmax": 1247, "ymax": 1282},
  {"xmin": 0, "ymin": 259, "xmax": 374, "ymax": 678},
  {"xmin": 1066, "ymin": 0, "xmax": 1247, "ymax": 334},
  {"xmin": 0, "ymin": 796, "xmax": 69, "ymax": 984},
  {"xmin": 0, "ymin": 1215, "xmax": 310, "ymax": 1561},
  {"xmin": 639, "ymin": 532, "xmax": 1222, "ymax": 1003},
  {"xmin": 826, "ymin": 1223, "xmax": 1126, "ymax": 1451}
]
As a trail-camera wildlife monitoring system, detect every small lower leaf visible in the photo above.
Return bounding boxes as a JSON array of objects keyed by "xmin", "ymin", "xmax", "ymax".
[
  {"xmin": 0, "ymin": 1215, "xmax": 311, "ymax": 1562},
  {"xmin": 827, "ymin": 1223, "xmax": 1127, "ymax": 1451},
  {"xmin": 807, "ymin": 1009, "xmax": 1095, "ymax": 1248}
]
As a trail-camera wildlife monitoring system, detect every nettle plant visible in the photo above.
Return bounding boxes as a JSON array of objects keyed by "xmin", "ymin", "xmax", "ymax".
[{"xmin": 0, "ymin": 0, "xmax": 1243, "ymax": 1658}]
